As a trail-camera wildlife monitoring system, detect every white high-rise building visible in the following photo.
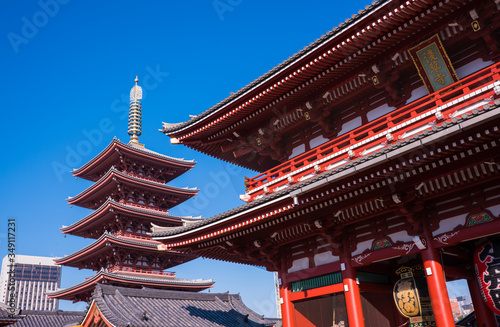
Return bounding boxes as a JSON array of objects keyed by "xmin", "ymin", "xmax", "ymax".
[{"xmin": 0, "ymin": 255, "xmax": 61, "ymax": 311}]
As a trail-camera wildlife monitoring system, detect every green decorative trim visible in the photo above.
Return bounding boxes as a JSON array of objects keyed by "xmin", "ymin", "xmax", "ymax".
[
  {"xmin": 373, "ymin": 238, "xmax": 392, "ymax": 250},
  {"xmin": 291, "ymin": 272, "xmax": 342, "ymax": 293},
  {"xmin": 466, "ymin": 212, "xmax": 493, "ymax": 227},
  {"xmin": 291, "ymin": 270, "xmax": 390, "ymax": 293}
]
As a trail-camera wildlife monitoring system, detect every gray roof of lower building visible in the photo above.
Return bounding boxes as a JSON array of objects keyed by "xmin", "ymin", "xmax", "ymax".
[
  {"xmin": 10, "ymin": 310, "xmax": 84, "ymax": 327},
  {"xmin": 91, "ymin": 284, "xmax": 279, "ymax": 327}
]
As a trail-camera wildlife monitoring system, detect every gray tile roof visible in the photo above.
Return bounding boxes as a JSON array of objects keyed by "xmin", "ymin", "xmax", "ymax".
[
  {"xmin": 90, "ymin": 284, "xmax": 279, "ymax": 327},
  {"xmin": 10, "ymin": 310, "xmax": 84, "ymax": 327},
  {"xmin": 48, "ymin": 268, "xmax": 214, "ymax": 298},
  {"xmin": 55, "ymin": 232, "xmax": 180, "ymax": 266},
  {"xmin": 152, "ymin": 103, "xmax": 500, "ymax": 239},
  {"xmin": 60, "ymin": 199, "xmax": 193, "ymax": 234},
  {"xmin": 161, "ymin": 1, "xmax": 387, "ymax": 134},
  {"xmin": 0, "ymin": 303, "xmax": 21, "ymax": 326}
]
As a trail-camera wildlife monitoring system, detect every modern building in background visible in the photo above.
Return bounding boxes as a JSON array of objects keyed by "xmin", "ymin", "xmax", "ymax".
[{"xmin": 0, "ymin": 255, "xmax": 61, "ymax": 312}]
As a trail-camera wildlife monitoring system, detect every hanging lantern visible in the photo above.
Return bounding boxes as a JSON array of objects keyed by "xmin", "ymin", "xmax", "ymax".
[
  {"xmin": 394, "ymin": 266, "xmax": 421, "ymax": 317},
  {"xmin": 474, "ymin": 238, "xmax": 500, "ymax": 315},
  {"xmin": 393, "ymin": 265, "xmax": 434, "ymax": 326}
]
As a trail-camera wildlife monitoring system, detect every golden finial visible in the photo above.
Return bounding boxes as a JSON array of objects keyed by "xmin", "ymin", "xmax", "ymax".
[{"xmin": 128, "ymin": 75, "xmax": 144, "ymax": 147}]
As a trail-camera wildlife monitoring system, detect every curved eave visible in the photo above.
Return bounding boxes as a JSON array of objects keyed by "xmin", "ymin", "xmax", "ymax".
[
  {"xmin": 47, "ymin": 271, "xmax": 214, "ymax": 301},
  {"xmin": 160, "ymin": 0, "xmax": 475, "ymax": 172},
  {"xmin": 153, "ymin": 194, "xmax": 292, "ymax": 244},
  {"xmin": 161, "ymin": 0, "xmax": 393, "ymax": 138},
  {"xmin": 153, "ymin": 104, "xmax": 500, "ymax": 249},
  {"xmin": 73, "ymin": 138, "xmax": 195, "ymax": 182},
  {"xmin": 46, "ymin": 270, "xmax": 105, "ymax": 300},
  {"xmin": 61, "ymin": 199, "xmax": 185, "ymax": 237},
  {"xmin": 184, "ymin": 142, "xmax": 279, "ymax": 173},
  {"xmin": 67, "ymin": 168, "xmax": 198, "ymax": 209},
  {"xmin": 54, "ymin": 234, "xmax": 167, "ymax": 267}
]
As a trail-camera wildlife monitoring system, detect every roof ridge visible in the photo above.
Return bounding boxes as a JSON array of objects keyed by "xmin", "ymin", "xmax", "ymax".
[
  {"xmin": 68, "ymin": 167, "xmax": 198, "ymax": 205},
  {"xmin": 73, "ymin": 138, "xmax": 195, "ymax": 176},
  {"xmin": 111, "ymin": 289, "xmax": 144, "ymax": 323},
  {"xmin": 160, "ymin": 0, "xmax": 389, "ymax": 135},
  {"xmin": 93, "ymin": 285, "xmax": 132, "ymax": 327}
]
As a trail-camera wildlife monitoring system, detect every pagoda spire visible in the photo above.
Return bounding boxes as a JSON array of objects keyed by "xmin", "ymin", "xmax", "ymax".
[{"xmin": 128, "ymin": 75, "xmax": 144, "ymax": 147}]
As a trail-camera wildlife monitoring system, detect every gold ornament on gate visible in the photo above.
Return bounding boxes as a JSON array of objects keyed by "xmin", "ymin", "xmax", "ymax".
[{"xmin": 394, "ymin": 267, "xmax": 420, "ymax": 317}]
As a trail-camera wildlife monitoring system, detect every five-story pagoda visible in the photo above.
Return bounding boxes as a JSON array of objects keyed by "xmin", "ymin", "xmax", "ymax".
[{"xmin": 48, "ymin": 77, "xmax": 214, "ymax": 303}]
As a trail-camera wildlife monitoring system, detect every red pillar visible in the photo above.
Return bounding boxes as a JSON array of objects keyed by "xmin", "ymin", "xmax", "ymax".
[
  {"xmin": 467, "ymin": 278, "xmax": 498, "ymax": 327},
  {"xmin": 279, "ymin": 270, "xmax": 294, "ymax": 327},
  {"xmin": 340, "ymin": 244, "xmax": 365, "ymax": 327},
  {"xmin": 420, "ymin": 222, "xmax": 455, "ymax": 327}
]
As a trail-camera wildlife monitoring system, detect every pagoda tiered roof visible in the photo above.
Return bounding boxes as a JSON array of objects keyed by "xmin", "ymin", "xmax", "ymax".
[
  {"xmin": 73, "ymin": 138, "xmax": 195, "ymax": 182},
  {"xmin": 67, "ymin": 167, "xmax": 198, "ymax": 210},
  {"xmin": 61, "ymin": 198, "xmax": 202, "ymax": 238},
  {"xmin": 160, "ymin": 0, "xmax": 499, "ymax": 172},
  {"xmin": 47, "ymin": 268, "xmax": 214, "ymax": 302},
  {"xmin": 54, "ymin": 232, "xmax": 196, "ymax": 270}
]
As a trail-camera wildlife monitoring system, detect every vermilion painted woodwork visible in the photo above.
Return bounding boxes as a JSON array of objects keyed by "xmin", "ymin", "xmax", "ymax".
[
  {"xmin": 340, "ymin": 250, "xmax": 365, "ymax": 327},
  {"xmin": 421, "ymin": 221, "xmax": 455, "ymax": 327},
  {"xmin": 279, "ymin": 270, "xmax": 295, "ymax": 327},
  {"xmin": 288, "ymin": 283, "xmax": 343, "ymax": 302}
]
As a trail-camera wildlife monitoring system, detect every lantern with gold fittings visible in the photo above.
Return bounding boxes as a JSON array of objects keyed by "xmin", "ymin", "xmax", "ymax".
[{"xmin": 393, "ymin": 265, "xmax": 435, "ymax": 327}]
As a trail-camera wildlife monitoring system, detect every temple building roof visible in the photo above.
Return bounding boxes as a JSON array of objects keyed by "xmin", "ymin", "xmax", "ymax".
[
  {"xmin": 80, "ymin": 284, "xmax": 279, "ymax": 327},
  {"xmin": 67, "ymin": 167, "xmax": 198, "ymax": 210},
  {"xmin": 152, "ymin": 101, "xmax": 500, "ymax": 265},
  {"xmin": 54, "ymin": 232, "xmax": 195, "ymax": 269},
  {"xmin": 160, "ymin": 0, "xmax": 386, "ymax": 136},
  {"xmin": 61, "ymin": 198, "xmax": 202, "ymax": 238},
  {"xmin": 73, "ymin": 138, "xmax": 195, "ymax": 182},
  {"xmin": 10, "ymin": 310, "xmax": 84, "ymax": 327},
  {"xmin": 47, "ymin": 269, "xmax": 214, "ymax": 302},
  {"xmin": 159, "ymin": 0, "xmax": 496, "ymax": 172}
]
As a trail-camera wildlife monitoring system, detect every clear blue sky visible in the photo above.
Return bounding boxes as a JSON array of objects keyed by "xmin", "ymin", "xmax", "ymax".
[{"xmin": 1, "ymin": 0, "xmax": 469, "ymax": 316}]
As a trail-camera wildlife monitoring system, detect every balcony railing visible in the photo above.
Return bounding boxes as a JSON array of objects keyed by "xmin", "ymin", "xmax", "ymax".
[
  {"xmin": 107, "ymin": 266, "xmax": 176, "ymax": 278},
  {"xmin": 113, "ymin": 231, "xmax": 156, "ymax": 242},
  {"xmin": 244, "ymin": 62, "xmax": 500, "ymax": 201},
  {"xmin": 119, "ymin": 200, "xmax": 170, "ymax": 214}
]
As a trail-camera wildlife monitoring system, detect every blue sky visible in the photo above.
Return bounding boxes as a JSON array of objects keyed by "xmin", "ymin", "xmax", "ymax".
[{"xmin": 2, "ymin": 0, "xmax": 470, "ymax": 316}]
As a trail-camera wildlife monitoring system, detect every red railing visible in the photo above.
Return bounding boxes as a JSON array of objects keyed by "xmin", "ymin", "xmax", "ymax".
[
  {"xmin": 113, "ymin": 231, "xmax": 156, "ymax": 242},
  {"xmin": 119, "ymin": 200, "xmax": 170, "ymax": 214},
  {"xmin": 245, "ymin": 62, "xmax": 500, "ymax": 201},
  {"xmin": 107, "ymin": 266, "xmax": 176, "ymax": 278}
]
